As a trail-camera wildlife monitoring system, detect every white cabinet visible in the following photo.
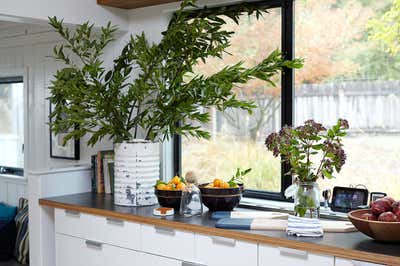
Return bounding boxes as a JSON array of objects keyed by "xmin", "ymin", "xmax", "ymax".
[
  {"xmin": 141, "ymin": 224, "xmax": 196, "ymax": 262},
  {"xmin": 53, "ymin": 207, "xmax": 386, "ymax": 266},
  {"xmin": 195, "ymin": 234, "xmax": 257, "ymax": 266},
  {"xmin": 56, "ymin": 234, "xmax": 107, "ymax": 266},
  {"xmin": 138, "ymin": 253, "xmax": 182, "ymax": 266},
  {"xmin": 55, "ymin": 208, "xmax": 141, "ymax": 250},
  {"xmin": 56, "ymin": 233, "xmax": 182, "ymax": 266},
  {"xmin": 259, "ymin": 245, "xmax": 334, "ymax": 266},
  {"xmin": 335, "ymin": 258, "xmax": 384, "ymax": 266}
]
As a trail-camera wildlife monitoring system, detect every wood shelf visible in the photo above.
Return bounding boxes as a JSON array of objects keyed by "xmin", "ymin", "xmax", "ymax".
[{"xmin": 97, "ymin": 0, "xmax": 179, "ymax": 9}]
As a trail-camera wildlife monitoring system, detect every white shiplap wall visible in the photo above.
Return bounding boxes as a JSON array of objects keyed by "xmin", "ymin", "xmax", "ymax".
[
  {"xmin": 0, "ymin": 30, "xmax": 114, "ymax": 173},
  {"xmin": 0, "ymin": 175, "xmax": 27, "ymax": 206}
]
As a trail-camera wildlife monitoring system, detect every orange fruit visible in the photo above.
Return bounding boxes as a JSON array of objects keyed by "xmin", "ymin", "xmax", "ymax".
[
  {"xmin": 172, "ymin": 176, "xmax": 181, "ymax": 185},
  {"xmin": 165, "ymin": 184, "xmax": 173, "ymax": 190},
  {"xmin": 157, "ymin": 184, "xmax": 167, "ymax": 190},
  {"xmin": 176, "ymin": 183, "xmax": 186, "ymax": 190},
  {"xmin": 205, "ymin": 183, "xmax": 214, "ymax": 188},
  {"xmin": 213, "ymin": 179, "xmax": 222, "ymax": 188},
  {"xmin": 220, "ymin": 182, "xmax": 230, "ymax": 189}
]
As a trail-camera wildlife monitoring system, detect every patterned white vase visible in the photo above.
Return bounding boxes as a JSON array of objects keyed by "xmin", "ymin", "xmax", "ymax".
[{"xmin": 114, "ymin": 140, "xmax": 159, "ymax": 206}]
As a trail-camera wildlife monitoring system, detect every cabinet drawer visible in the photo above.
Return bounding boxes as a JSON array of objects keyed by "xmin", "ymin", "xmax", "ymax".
[
  {"xmin": 141, "ymin": 224, "xmax": 195, "ymax": 262},
  {"xmin": 335, "ymin": 258, "xmax": 384, "ymax": 266},
  {"xmin": 55, "ymin": 208, "xmax": 140, "ymax": 250},
  {"xmin": 259, "ymin": 245, "xmax": 334, "ymax": 266},
  {"xmin": 56, "ymin": 233, "xmax": 106, "ymax": 266},
  {"xmin": 56, "ymin": 233, "xmax": 182, "ymax": 266},
  {"xmin": 195, "ymin": 234, "xmax": 257, "ymax": 266}
]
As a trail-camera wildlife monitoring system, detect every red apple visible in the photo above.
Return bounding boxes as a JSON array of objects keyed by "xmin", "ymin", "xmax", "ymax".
[
  {"xmin": 383, "ymin": 196, "xmax": 396, "ymax": 206},
  {"xmin": 371, "ymin": 198, "xmax": 392, "ymax": 215},
  {"xmin": 392, "ymin": 201, "xmax": 400, "ymax": 218},
  {"xmin": 360, "ymin": 213, "xmax": 377, "ymax": 221},
  {"xmin": 378, "ymin": 211, "xmax": 398, "ymax": 222}
]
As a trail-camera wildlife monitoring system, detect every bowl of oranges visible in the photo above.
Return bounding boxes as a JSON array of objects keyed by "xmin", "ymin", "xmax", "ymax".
[
  {"xmin": 155, "ymin": 176, "xmax": 186, "ymax": 211},
  {"xmin": 199, "ymin": 168, "xmax": 251, "ymax": 212}
]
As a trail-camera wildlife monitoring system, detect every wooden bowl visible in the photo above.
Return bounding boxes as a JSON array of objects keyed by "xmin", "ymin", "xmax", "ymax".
[
  {"xmin": 348, "ymin": 209, "xmax": 400, "ymax": 242},
  {"xmin": 198, "ymin": 184, "xmax": 242, "ymax": 212},
  {"xmin": 155, "ymin": 189, "xmax": 182, "ymax": 212}
]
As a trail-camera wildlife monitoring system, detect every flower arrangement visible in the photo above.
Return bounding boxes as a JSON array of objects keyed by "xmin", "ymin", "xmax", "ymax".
[
  {"xmin": 265, "ymin": 119, "xmax": 349, "ymax": 217},
  {"xmin": 265, "ymin": 119, "xmax": 349, "ymax": 182}
]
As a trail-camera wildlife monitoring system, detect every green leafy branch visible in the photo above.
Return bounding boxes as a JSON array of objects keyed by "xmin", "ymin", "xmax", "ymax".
[
  {"xmin": 228, "ymin": 168, "xmax": 252, "ymax": 187},
  {"xmin": 48, "ymin": 0, "xmax": 303, "ymax": 146}
]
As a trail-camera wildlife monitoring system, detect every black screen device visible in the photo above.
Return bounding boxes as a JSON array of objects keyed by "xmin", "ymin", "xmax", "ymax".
[
  {"xmin": 370, "ymin": 192, "xmax": 387, "ymax": 203},
  {"xmin": 331, "ymin": 186, "xmax": 369, "ymax": 213}
]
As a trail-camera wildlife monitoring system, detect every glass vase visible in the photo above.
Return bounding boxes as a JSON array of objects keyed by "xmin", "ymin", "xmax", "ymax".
[
  {"xmin": 294, "ymin": 182, "xmax": 321, "ymax": 218},
  {"xmin": 179, "ymin": 184, "xmax": 203, "ymax": 217}
]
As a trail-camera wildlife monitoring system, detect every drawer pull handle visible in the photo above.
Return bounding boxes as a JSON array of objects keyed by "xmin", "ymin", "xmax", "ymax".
[
  {"xmin": 154, "ymin": 226, "xmax": 176, "ymax": 236},
  {"xmin": 106, "ymin": 217, "xmax": 124, "ymax": 226},
  {"xmin": 182, "ymin": 262, "xmax": 207, "ymax": 266},
  {"xmin": 85, "ymin": 240, "xmax": 103, "ymax": 250},
  {"xmin": 65, "ymin": 210, "xmax": 80, "ymax": 217},
  {"xmin": 279, "ymin": 247, "xmax": 308, "ymax": 260},
  {"xmin": 211, "ymin": 236, "xmax": 236, "ymax": 247}
]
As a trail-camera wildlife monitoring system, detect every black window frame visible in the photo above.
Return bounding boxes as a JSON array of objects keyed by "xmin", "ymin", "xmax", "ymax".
[
  {"xmin": 0, "ymin": 76, "xmax": 24, "ymax": 177},
  {"xmin": 173, "ymin": 0, "xmax": 295, "ymax": 201}
]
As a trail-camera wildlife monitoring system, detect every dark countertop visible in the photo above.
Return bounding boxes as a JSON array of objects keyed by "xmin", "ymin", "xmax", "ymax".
[{"xmin": 39, "ymin": 192, "xmax": 400, "ymax": 265}]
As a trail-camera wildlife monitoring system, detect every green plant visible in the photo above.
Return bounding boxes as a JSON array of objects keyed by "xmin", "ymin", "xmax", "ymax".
[
  {"xmin": 228, "ymin": 168, "xmax": 252, "ymax": 187},
  {"xmin": 265, "ymin": 119, "xmax": 349, "ymax": 182},
  {"xmin": 48, "ymin": 0, "xmax": 303, "ymax": 146}
]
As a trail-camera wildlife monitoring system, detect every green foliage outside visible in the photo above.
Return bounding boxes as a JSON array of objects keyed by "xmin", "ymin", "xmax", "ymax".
[{"xmin": 368, "ymin": 0, "xmax": 400, "ymax": 56}]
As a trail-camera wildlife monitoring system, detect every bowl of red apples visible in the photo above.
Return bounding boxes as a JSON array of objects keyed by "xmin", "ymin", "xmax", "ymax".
[{"xmin": 348, "ymin": 196, "xmax": 400, "ymax": 242}]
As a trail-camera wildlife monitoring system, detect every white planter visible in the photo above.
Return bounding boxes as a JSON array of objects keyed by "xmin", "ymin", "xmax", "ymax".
[{"xmin": 114, "ymin": 140, "xmax": 159, "ymax": 206}]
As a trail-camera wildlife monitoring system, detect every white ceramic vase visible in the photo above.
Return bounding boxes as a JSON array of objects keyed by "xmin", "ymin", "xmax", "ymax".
[{"xmin": 114, "ymin": 140, "xmax": 159, "ymax": 206}]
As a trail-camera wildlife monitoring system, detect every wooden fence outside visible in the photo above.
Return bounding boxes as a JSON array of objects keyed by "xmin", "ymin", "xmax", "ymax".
[{"xmin": 215, "ymin": 80, "xmax": 400, "ymax": 140}]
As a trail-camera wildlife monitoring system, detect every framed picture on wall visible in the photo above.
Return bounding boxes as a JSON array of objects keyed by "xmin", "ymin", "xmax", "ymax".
[{"xmin": 49, "ymin": 102, "xmax": 80, "ymax": 160}]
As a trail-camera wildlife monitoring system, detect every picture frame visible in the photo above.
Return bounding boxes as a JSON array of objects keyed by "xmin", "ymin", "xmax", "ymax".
[{"xmin": 49, "ymin": 102, "xmax": 80, "ymax": 160}]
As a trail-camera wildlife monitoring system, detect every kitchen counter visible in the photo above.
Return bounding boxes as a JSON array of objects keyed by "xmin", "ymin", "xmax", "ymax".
[{"xmin": 39, "ymin": 192, "xmax": 400, "ymax": 265}]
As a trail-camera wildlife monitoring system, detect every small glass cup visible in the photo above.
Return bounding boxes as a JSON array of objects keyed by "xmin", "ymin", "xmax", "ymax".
[{"xmin": 180, "ymin": 183, "xmax": 203, "ymax": 217}]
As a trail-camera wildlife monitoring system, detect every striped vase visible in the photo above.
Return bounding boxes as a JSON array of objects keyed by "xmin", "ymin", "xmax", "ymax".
[{"xmin": 114, "ymin": 140, "xmax": 159, "ymax": 206}]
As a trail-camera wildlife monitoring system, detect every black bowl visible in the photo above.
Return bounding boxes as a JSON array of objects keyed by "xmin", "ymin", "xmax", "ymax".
[
  {"xmin": 155, "ymin": 189, "xmax": 182, "ymax": 212},
  {"xmin": 198, "ymin": 184, "xmax": 242, "ymax": 212}
]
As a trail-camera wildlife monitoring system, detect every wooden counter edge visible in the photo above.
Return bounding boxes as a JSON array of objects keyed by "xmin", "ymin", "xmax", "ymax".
[{"xmin": 39, "ymin": 198, "xmax": 400, "ymax": 266}]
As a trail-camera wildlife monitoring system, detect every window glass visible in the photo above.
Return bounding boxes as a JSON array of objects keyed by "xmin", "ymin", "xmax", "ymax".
[
  {"xmin": 295, "ymin": 0, "xmax": 400, "ymax": 198},
  {"xmin": 0, "ymin": 80, "xmax": 24, "ymax": 169},
  {"xmin": 182, "ymin": 9, "xmax": 282, "ymax": 191}
]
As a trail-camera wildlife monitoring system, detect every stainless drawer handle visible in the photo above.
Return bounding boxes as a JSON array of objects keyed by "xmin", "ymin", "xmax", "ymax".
[
  {"xmin": 279, "ymin": 247, "xmax": 308, "ymax": 260},
  {"xmin": 65, "ymin": 210, "xmax": 80, "ymax": 217},
  {"xmin": 154, "ymin": 226, "xmax": 176, "ymax": 236},
  {"xmin": 85, "ymin": 240, "xmax": 103, "ymax": 250},
  {"xmin": 211, "ymin": 236, "xmax": 236, "ymax": 247},
  {"xmin": 106, "ymin": 217, "xmax": 124, "ymax": 226},
  {"xmin": 182, "ymin": 262, "xmax": 207, "ymax": 266}
]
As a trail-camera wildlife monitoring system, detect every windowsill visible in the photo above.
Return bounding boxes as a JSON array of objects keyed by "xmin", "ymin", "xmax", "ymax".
[{"xmin": 240, "ymin": 197, "xmax": 349, "ymax": 220}]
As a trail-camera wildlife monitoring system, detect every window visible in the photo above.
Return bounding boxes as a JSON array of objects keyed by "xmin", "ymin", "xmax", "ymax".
[
  {"xmin": 176, "ymin": 0, "xmax": 400, "ymax": 200},
  {"xmin": 295, "ymin": 0, "xmax": 400, "ymax": 199},
  {"xmin": 0, "ymin": 76, "xmax": 24, "ymax": 176},
  {"xmin": 176, "ymin": 0, "xmax": 293, "ymax": 201}
]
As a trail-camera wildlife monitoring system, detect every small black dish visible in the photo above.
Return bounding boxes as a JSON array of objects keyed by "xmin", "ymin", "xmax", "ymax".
[
  {"xmin": 155, "ymin": 189, "xmax": 182, "ymax": 212},
  {"xmin": 198, "ymin": 183, "xmax": 242, "ymax": 212}
]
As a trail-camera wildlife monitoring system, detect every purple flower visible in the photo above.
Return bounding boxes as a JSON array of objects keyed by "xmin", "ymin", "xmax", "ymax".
[
  {"xmin": 338, "ymin": 118, "xmax": 349, "ymax": 129},
  {"xmin": 264, "ymin": 118, "xmax": 349, "ymax": 182}
]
